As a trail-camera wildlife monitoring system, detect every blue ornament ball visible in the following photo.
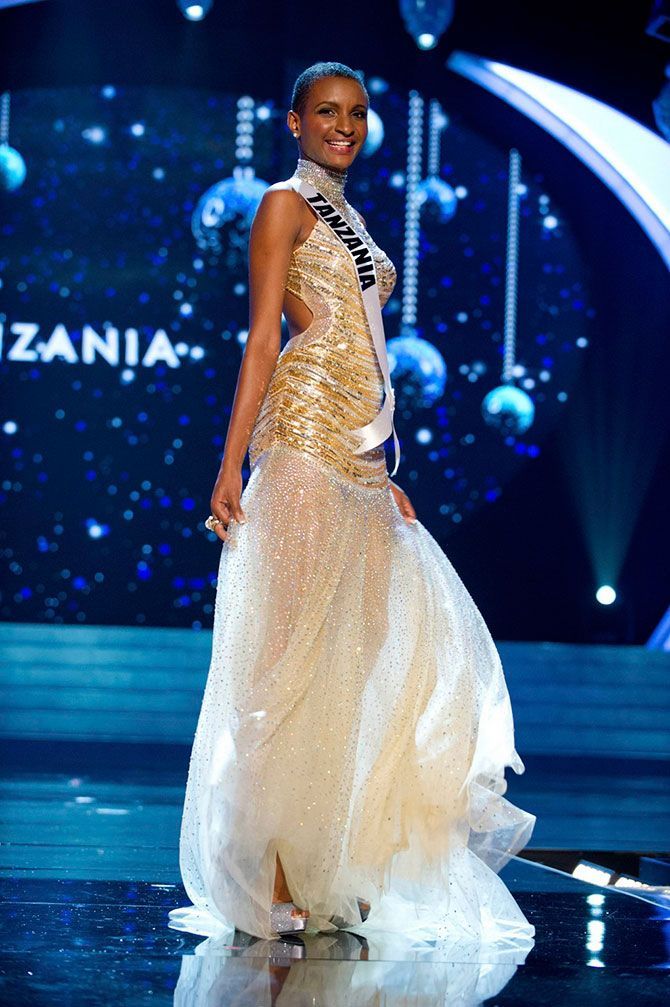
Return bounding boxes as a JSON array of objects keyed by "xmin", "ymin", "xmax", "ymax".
[
  {"xmin": 0, "ymin": 144, "xmax": 27, "ymax": 192},
  {"xmin": 361, "ymin": 109, "xmax": 384, "ymax": 157},
  {"xmin": 652, "ymin": 79, "xmax": 670, "ymax": 143},
  {"xmin": 192, "ymin": 167, "xmax": 268, "ymax": 253},
  {"xmin": 387, "ymin": 334, "xmax": 447, "ymax": 409},
  {"xmin": 416, "ymin": 176, "xmax": 457, "ymax": 223},
  {"xmin": 481, "ymin": 384, "xmax": 535, "ymax": 434}
]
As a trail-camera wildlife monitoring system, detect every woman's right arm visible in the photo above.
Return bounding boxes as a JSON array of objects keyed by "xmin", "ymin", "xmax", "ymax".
[{"xmin": 209, "ymin": 188, "xmax": 302, "ymax": 541}]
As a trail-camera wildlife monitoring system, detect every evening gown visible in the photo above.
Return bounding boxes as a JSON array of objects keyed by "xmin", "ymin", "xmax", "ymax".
[{"xmin": 168, "ymin": 156, "xmax": 536, "ymax": 945}]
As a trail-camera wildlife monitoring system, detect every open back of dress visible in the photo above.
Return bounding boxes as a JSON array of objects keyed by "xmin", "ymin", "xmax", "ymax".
[{"xmin": 168, "ymin": 158, "xmax": 536, "ymax": 946}]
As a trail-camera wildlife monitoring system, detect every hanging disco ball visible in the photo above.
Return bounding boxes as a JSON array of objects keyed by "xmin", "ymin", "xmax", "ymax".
[
  {"xmin": 416, "ymin": 175, "xmax": 457, "ymax": 223},
  {"xmin": 192, "ymin": 166, "xmax": 268, "ymax": 254},
  {"xmin": 399, "ymin": 0, "xmax": 455, "ymax": 50},
  {"xmin": 361, "ymin": 108, "xmax": 384, "ymax": 157},
  {"xmin": 481, "ymin": 384, "xmax": 535, "ymax": 434},
  {"xmin": 387, "ymin": 334, "xmax": 447, "ymax": 410},
  {"xmin": 0, "ymin": 144, "xmax": 27, "ymax": 192}
]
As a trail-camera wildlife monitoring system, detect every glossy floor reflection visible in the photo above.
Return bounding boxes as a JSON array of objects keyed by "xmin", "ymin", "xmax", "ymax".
[{"xmin": 1, "ymin": 859, "xmax": 668, "ymax": 1004}]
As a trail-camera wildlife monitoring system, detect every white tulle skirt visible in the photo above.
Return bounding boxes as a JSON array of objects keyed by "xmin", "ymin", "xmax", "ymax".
[{"xmin": 168, "ymin": 442, "xmax": 536, "ymax": 945}]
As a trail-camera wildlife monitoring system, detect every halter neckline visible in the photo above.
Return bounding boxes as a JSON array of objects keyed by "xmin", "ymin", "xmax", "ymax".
[{"xmin": 294, "ymin": 156, "xmax": 348, "ymax": 207}]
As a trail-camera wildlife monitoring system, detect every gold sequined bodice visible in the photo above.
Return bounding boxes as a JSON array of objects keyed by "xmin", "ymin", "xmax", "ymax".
[{"xmin": 248, "ymin": 159, "xmax": 398, "ymax": 489}]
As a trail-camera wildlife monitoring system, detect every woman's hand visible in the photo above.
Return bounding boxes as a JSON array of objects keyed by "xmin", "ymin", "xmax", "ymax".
[
  {"xmin": 389, "ymin": 480, "xmax": 417, "ymax": 525},
  {"xmin": 209, "ymin": 465, "xmax": 247, "ymax": 542}
]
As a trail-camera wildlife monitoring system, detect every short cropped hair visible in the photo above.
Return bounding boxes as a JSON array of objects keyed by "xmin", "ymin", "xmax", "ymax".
[{"xmin": 290, "ymin": 61, "xmax": 369, "ymax": 118}]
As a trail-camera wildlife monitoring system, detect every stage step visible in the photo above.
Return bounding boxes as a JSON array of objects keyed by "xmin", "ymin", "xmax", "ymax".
[{"xmin": 0, "ymin": 623, "xmax": 668, "ymax": 759}]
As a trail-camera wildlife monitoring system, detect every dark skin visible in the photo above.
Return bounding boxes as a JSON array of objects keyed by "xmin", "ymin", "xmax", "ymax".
[{"xmin": 209, "ymin": 75, "xmax": 418, "ymax": 920}]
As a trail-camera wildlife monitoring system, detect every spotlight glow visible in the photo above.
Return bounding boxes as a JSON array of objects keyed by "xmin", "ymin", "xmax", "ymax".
[
  {"xmin": 573, "ymin": 862, "xmax": 614, "ymax": 886},
  {"xmin": 178, "ymin": 0, "xmax": 213, "ymax": 20},
  {"xmin": 596, "ymin": 585, "xmax": 617, "ymax": 606}
]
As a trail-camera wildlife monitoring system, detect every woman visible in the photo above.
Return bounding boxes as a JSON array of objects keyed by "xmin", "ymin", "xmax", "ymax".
[{"xmin": 168, "ymin": 61, "xmax": 535, "ymax": 944}]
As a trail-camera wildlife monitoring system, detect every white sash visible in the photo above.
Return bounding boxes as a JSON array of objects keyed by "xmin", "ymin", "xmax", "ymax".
[{"xmin": 290, "ymin": 176, "xmax": 401, "ymax": 476}]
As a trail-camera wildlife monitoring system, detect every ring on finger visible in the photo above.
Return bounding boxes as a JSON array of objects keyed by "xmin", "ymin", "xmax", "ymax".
[{"xmin": 205, "ymin": 514, "xmax": 224, "ymax": 531}]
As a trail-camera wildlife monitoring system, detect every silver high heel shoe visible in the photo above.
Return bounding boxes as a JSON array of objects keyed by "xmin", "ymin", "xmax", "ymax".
[
  {"xmin": 329, "ymin": 897, "xmax": 371, "ymax": 928},
  {"xmin": 270, "ymin": 901, "xmax": 310, "ymax": 935}
]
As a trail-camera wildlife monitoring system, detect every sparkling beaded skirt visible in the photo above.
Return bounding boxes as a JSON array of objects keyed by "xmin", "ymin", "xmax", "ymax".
[{"xmin": 168, "ymin": 442, "xmax": 536, "ymax": 945}]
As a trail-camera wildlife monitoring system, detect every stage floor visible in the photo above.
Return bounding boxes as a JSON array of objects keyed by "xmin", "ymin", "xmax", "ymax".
[
  {"xmin": 0, "ymin": 737, "xmax": 668, "ymax": 1005},
  {"xmin": 1, "ymin": 627, "xmax": 668, "ymax": 1003},
  {"xmin": 0, "ymin": 861, "xmax": 667, "ymax": 1005}
]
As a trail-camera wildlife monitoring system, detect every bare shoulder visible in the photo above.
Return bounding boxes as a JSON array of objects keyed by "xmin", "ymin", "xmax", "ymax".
[
  {"xmin": 251, "ymin": 183, "xmax": 305, "ymax": 239},
  {"xmin": 262, "ymin": 180, "xmax": 303, "ymax": 204},
  {"xmin": 267, "ymin": 179, "xmax": 298, "ymax": 192}
]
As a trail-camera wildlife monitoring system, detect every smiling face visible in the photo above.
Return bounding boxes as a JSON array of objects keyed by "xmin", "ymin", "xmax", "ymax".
[{"xmin": 288, "ymin": 75, "xmax": 369, "ymax": 171}]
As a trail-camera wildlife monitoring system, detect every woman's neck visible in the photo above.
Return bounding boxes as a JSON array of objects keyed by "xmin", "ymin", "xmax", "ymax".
[{"xmin": 294, "ymin": 155, "xmax": 348, "ymax": 206}]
